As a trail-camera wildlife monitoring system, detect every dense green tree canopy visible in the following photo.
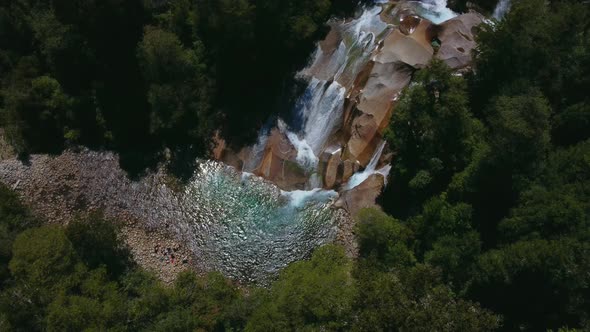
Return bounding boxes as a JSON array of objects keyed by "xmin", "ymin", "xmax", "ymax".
[
  {"xmin": 0, "ymin": 0, "xmax": 361, "ymax": 176},
  {"xmin": 0, "ymin": 0, "xmax": 589, "ymax": 330}
]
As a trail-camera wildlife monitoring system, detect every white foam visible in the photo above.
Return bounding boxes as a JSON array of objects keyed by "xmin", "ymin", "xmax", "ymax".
[
  {"xmin": 281, "ymin": 188, "xmax": 338, "ymax": 209},
  {"xmin": 493, "ymin": 0, "xmax": 511, "ymax": 20},
  {"xmin": 285, "ymin": 131, "xmax": 319, "ymax": 170},
  {"xmin": 344, "ymin": 141, "xmax": 388, "ymax": 190},
  {"xmin": 416, "ymin": 0, "xmax": 457, "ymax": 24},
  {"xmin": 301, "ymin": 80, "xmax": 346, "ymax": 154}
]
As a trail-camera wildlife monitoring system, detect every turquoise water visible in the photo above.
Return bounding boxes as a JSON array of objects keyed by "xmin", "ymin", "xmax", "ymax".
[{"xmin": 177, "ymin": 161, "xmax": 339, "ymax": 283}]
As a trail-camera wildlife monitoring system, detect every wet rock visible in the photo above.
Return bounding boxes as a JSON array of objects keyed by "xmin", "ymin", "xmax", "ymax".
[
  {"xmin": 335, "ymin": 174, "xmax": 385, "ymax": 218},
  {"xmin": 255, "ymin": 129, "xmax": 308, "ymax": 190},
  {"xmin": 344, "ymin": 61, "xmax": 412, "ymax": 166},
  {"xmin": 436, "ymin": 12, "xmax": 484, "ymax": 69},
  {"xmin": 320, "ymin": 147, "xmax": 343, "ymax": 189},
  {"xmin": 399, "ymin": 15, "xmax": 422, "ymax": 35},
  {"xmin": 342, "ymin": 160, "xmax": 360, "ymax": 184},
  {"xmin": 375, "ymin": 19, "xmax": 434, "ymax": 68}
]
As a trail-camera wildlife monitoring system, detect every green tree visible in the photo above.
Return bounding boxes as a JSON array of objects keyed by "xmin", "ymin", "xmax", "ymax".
[
  {"xmin": 9, "ymin": 226, "xmax": 81, "ymax": 302},
  {"xmin": 353, "ymin": 263, "xmax": 500, "ymax": 331},
  {"xmin": 46, "ymin": 267, "xmax": 129, "ymax": 331},
  {"xmin": 65, "ymin": 212, "xmax": 133, "ymax": 279},
  {"xmin": 137, "ymin": 26, "xmax": 213, "ymax": 174},
  {"xmin": 3, "ymin": 75, "xmax": 73, "ymax": 155},
  {"xmin": 246, "ymin": 245, "xmax": 355, "ymax": 331},
  {"xmin": 0, "ymin": 184, "xmax": 37, "ymax": 285},
  {"xmin": 355, "ymin": 208, "xmax": 416, "ymax": 270},
  {"xmin": 382, "ymin": 59, "xmax": 483, "ymax": 217},
  {"xmin": 470, "ymin": 238, "xmax": 590, "ymax": 331}
]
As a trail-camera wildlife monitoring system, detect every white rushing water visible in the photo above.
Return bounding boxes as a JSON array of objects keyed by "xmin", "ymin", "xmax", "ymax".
[
  {"xmin": 283, "ymin": 4, "xmax": 390, "ymax": 176},
  {"xmin": 174, "ymin": 0, "xmax": 461, "ymax": 283},
  {"xmin": 414, "ymin": 0, "xmax": 457, "ymax": 24},
  {"xmin": 493, "ymin": 0, "xmax": 511, "ymax": 20},
  {"xmin": 344, "ymin": 140, "xmax": 391, "ymax": 190}
]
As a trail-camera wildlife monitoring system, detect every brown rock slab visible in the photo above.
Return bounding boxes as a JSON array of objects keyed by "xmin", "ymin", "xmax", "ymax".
[
  {"xmin": 375, "ymin": 20, "xmax": 434, "ymax": 68},
  {"xmin": 255, "ymin": 129, "xmax": 309, "ymax": 190},
  {"xmin": 345, "ymin": 61, "xmax": 412, "ymax": 166},
  {"xmin": 436, "ymin": 12, "xmax": 484, "ymax": 69},
  {"xmin": 336, "ymin": 174, "xmax": 385, "ymax": 217},
  {"xmin": 321, "ymin": 148, "xmax": 343, "ymax": 189}
]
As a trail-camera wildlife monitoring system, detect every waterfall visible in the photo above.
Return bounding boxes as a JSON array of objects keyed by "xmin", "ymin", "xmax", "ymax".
[
  {"xmin": 414, "ymin": 0, "xmax": 457, "ymax": 24},
  {"xmin": 178, "ymin": 0, "xmax": 460, "ymax": 282},
  {"xmin": 344, "ymin": 140, "xmax": 391, "ymax": 190},
  {"xmin": 242, "ymin": 128, "xmax": 269, "ymax": 173},
  {"xmin": 493, "ymin": 0, "xmax": 511, "ymax": 20},
  {"xmin": 298, "ymin": 80, "xmax": 346, "ymax": 155},
  {"xmin": 282, "ymin": 4, "xmax": 389, "ymax": 173}
]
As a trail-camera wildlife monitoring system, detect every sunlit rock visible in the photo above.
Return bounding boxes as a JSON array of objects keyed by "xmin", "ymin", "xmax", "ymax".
[
  {"xmin": 436, "ymin": 12, "xmax": 484, "ymax": 69},
  {"xmin": 336, "ymin": 173, "xmax": 385, "ymax": 217}
]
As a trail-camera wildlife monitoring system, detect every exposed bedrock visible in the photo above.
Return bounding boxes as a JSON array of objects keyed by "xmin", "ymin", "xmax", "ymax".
[
  {"xmin": 436, "ymin": 12, "xmax": 484, "ymax": 69},
  {"xmin": 335, "ymin": 173, "xmax": 386, "ymax": 217},
  {"xmin": 214, "ymin": 4, "xmax": 483, "ymax": 194}
]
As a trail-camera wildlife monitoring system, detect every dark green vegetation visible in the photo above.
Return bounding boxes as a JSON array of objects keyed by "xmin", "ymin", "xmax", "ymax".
[
  {"xmin": 0, "ymin": 183, "xmax": 500, "ymax": 331},
  {"xmin": 380, "ymin": 0, "xmax": 590, "ymax": 330},
  {"xmin": 0, "ymin": 0, "xmax": 360, "ymax": 176}
]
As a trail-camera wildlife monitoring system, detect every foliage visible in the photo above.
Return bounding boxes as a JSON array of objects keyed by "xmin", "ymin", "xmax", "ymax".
[
  {"xmin": 382, "ymin": 59, "xmax": 483, "ymax": 218},
  {"xmin": 0, "ymin": 0, "xmax": 360, "ymax": 175},
  {"xmin": 246, "ymin": 245, "xmax": 355, "ymax": 331},
  {"xmin": 65, "ymin": 212, "xmax": 133, "ymax": 279},
  {"xmin": 378, "ymin": 0, "xmax": 590, "ymax": 330},
  {"xmin": 0, "ymin": 183, "xmax": 37, "ymax": 285},
  {"xmin": 355, "ymin": 208, "xmax": 416, "ymax": 269}
]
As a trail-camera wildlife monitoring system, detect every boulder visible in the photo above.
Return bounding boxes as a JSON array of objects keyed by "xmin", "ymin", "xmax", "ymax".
[
  {"xmin": 436, "ymin": 12, "xmax": 484, "ymax": 69},
  {"xmin": 344, "ymin": 61, "xmax": 412, "ymax": 166},
  {"xmin": 342, "ymin": 160, "xmax": 360, "ymax": 184},
  {"xmin": 320, "ymin": 147, "xmax": 343, "ymax": 189},
  {"xmin": 399, "ymin": 15, "xmax": 422, "ymax": 35},
  {"xmin": 375, "ymin": 19, "xmax": 434, "ymax": 68},
  {"xmin": 255, "ymin": 129, "xmax": 308, "ymax": 190},
  {"xmin": 335, "ymin": 174, "xmax": 385, "ymax": 217}
]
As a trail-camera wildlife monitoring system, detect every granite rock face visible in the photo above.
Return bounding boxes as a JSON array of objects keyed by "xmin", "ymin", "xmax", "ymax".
[
  {"xmin": 335, "ymin": 174, "xmax": 386, "ymax": 218},
  {"xmin": 214, "ymin": 3, "xmax": 483, "ymax": 194},
  {"xmin": 436, "ymin": 12, "xmax": 484, "ymax": 69}
]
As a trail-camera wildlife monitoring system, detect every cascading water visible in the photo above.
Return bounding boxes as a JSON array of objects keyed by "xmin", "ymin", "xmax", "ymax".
[
  {"xmin": 493, "ymin": 0, "xmax": 511, "ymax": 20},
  {"xmin": 173, "ymin": 0, "xmax": 459, "ymax": 283},
  {"xmin": 413, "ymin": 0, "xmax": 457, "ymax": 24},
  {"xmin": 344, "ymin": 141, "xmax": 392, "ymax": 190},
  {"xmin": 281, "ymin": 4, "xmax": 390, "ymax": 173}
]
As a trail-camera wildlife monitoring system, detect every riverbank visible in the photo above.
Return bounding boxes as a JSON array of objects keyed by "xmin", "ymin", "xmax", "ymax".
[{"xmin": 0, "ymin": 146, "xmax": 358, "ymax": 284}]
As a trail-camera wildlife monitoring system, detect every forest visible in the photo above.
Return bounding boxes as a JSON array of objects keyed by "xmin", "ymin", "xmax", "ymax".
[
  {"xmin": 0, "ymin": 0, "xmax": 360, "ymax": 176},
  {"xmin": 1, "ymin": 0, "xmax": 590, "ymax": 331}
]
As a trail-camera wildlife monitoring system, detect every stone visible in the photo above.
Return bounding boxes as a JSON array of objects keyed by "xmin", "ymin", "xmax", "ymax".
[
  {"xmin": 436, "ymin": 12, "xmax": 484, "ymax": 69},
  {"xmin": 255, "ymin": 129, "xmax": 309, "ymax": 190},
  {"xmin": 344, "ymin": 61, "xmax": 412, "ymax": 166},
  {"xmin": 335, "ymin": 174, "xmax": 385, "ymax": 217},
  {"xmin": 399, "ymin": 15, "xmax": 422, "ymax": 35},
  {"xmin": 321, "ymin": 147, "xmax": 343, "ymax": 189},
  {"xmin": 342, "ymin": 160, "xmax": 359, "ymax": 184},
  {"xmin": 375, "ymin": 19, "xmax": 434, "ymax": 68}
]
